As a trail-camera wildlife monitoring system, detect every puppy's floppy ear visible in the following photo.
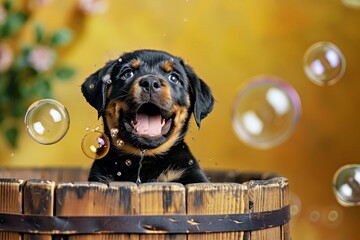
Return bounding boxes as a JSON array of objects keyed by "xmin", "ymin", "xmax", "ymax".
[
  {"xmin": 185, "ymin": 64, "xmax": 214, "ymax": 128},
  {"xmin": 81, "ymin": 60, "xmax": 117, "ymax": 118}
]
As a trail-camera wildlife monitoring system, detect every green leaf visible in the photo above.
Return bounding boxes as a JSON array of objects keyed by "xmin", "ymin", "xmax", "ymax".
[
  {"xmin": 19, "ymin": 83, "xmax": 33, "ymax": 98},
  {"xmin": 3, "ymin": 0, "xmax": 13, "ymax": 11},
  {"xmin": 50, "ymin": 29, "xmax": 73, "ymax": 46},
  {"xmin": 13, "ymin": 46, "xmax": 31, "ymax": 70},
  {"xmin": 11, "ymin": 101, "xmax": 26, "ymax": 118},
  {"xmin": 34, "ymin": 23, "xmax": 44, "ymax": 43},
  {"xmin": 34, "ymin": 79, "xmax": 53, "ymax": 99},
  {"xmin": 2, "ymin": 12, "xmax": 28, "ymax": 37},
  {"xmin": 5, "ymin": 127, "xmax": 18, "ymax": 148},
  {"xmin": 55, "ymin": 66, "xmax": 76, "ymax": 80}
]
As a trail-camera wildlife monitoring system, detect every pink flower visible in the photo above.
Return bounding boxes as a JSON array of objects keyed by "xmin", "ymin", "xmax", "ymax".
[
  {"xmin": 28, "ymin": 45, "xmax": 55, "ymax": 72},
  {"xmin": 0, "ymin": 43, "xmax": 14, "ymax": 73},
  {"xmin": 78, "ymin": 0, "xmax": 108, "ymax": 15},
  {"xmin": 0, "ymin": 6, "xmax": 6, "ymax": 26}
]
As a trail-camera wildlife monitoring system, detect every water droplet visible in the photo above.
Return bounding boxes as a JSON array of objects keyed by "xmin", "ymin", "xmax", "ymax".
[
  {"xmin": 102, "ymin": 74, "xmax": 112, "ymax": 84},
  {"xmin": 110, "ymin": 128, "xmax": 119, "ymax": 138},
  {"xmin": 118, "ymin": 57, "xmax": 122, "ymax": 62},
  {"xmin": 116, "ymin": 139, "xmax": 124, "ymax": 146},
  {"xmin": 304, "ymin": 42, "xmax": 346, "ymax": 86},
  {"xmin": 188, "ymin": 159, "xmax": 194, "ymax": 165},
  {"xmin": 114, "ymin": 162, "xmax": 118, "ymax": 165},
  {"xmin": 333, "ymin": 164, "xmax": 360, "ymax": 206},
  {"xmin": 117, "ymin": 171, "xmax": 121, "ymax": 176},
  {"xmin": 24, "ymin": 99, "xmax": 70, "ymax": 144},
  {"xmin": 89, "ymin": 84, "xmax": 95, "ymax": 89},
  {"xmin": 232, "ymin": 77, "xmax": 301, "ymax": 149},
  {"xmin": 85, "ymin": 127, "xmax": 90, "ymax": 131},
  {"xmin": 94, "ymin": 126, "xmax": 100, "ymax": 131},
  {"xmin": 81, "ymin": 131, "xmax": 110, "ymax": 159},
  {"xmin": 125, "ymin": 159, "xmax": 132, "ymax": 166}
]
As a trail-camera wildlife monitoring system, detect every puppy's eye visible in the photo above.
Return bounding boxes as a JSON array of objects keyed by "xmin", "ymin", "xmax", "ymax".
[
  {"xmin": 120, "ymin": 70, "xmax": 134, "ymax": 80},
  {"xmin": 168, "ymin": 74, "xmax": 179, "ymax": 84}
]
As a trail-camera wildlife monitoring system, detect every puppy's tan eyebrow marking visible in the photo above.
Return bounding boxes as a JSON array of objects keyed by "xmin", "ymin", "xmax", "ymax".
[
  {"xmin": 130, "ymin": 59, "xmax": 141, "ymax": 68},
  {"xmin": 162, "ymin": 61, "xmax": 174, "ymax": 72}
]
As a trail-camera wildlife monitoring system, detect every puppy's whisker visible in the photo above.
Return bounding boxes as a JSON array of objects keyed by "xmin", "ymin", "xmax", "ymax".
[{"xmin": 111, "ymin": 94, "xmax": 130, "ymax": 101}]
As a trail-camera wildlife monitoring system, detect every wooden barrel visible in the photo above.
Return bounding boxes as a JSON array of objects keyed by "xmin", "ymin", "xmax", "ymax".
[{"xmin": 0, "ymin": 168, "xmax": 290, "ymax": 240}]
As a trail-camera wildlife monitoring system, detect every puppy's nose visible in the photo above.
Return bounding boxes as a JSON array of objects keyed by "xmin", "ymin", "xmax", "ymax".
[{"xmin": 139, "ymin": 78, "xmax": 162, "ymax": 93}]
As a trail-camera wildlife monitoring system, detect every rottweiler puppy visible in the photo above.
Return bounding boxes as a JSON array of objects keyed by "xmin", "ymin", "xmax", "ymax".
[{"xmin": 81, "ymin": 49, "xmax": 214, "ymax": 184}]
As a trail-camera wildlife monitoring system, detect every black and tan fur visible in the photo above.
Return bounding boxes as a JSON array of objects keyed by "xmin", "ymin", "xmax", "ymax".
[{"xmin": 81, "ymin": 49, "xmax": 214, "ymax": 184}]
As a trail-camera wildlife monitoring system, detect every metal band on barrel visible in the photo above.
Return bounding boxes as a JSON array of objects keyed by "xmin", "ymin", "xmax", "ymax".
[{"xmin": 0, "ymin": 205, "xmax": 290, "ymax": 234}]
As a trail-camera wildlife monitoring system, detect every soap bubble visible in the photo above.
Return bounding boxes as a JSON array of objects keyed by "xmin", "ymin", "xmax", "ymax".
[
  {"xmin": 304, "ymin": 42, "xmax": 346, "ymax": 86},
  {"xmin": 81, "ymin": 131, "xmax": 110, "ymax": 159},
  {"xmin": 309, "ymin": 210, "xmax": 321, "ymax": 223},
  {"xmin": 342, "ymin": 0, "xmax": 360, "ymax": 8},
  {"xmin": 24, "ymin": 99, "xmax": 70, "ymax": 144},
  {"xmin": 232, "ymin": 77, "xmax": 301, "ymax": 149},
  {"xmin": 333, "ymin": 164, "xmax": 360, "ymax": 206}
]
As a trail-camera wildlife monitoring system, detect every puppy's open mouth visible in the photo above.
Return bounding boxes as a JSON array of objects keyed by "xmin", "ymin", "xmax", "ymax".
[{"xmin": 129, "ymin": 103, "xmax": 173, "ymax": 139}]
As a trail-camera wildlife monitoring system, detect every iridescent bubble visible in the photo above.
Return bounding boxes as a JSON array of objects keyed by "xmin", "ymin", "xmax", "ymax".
[
  {"xmin": 232, "ymin": 77, "xmax": 301, "ymax": 149},
  {"xmin": 81, "ymin": 131, "xmax": 110, "ymax": 159},
  {"xmin": 24, "ymin": 99, "xmax": 70, "ymax": 144},
  {"xmin": 304, "ymin": 42, "xmax": 346, "ymax": 86},
  {"xmin": 342, "ymin": 0, "xmax": 360, "ymax": 8},
  {"xmin": 333, "ymin": 164, "xmax": 360, "ymax": 206}
]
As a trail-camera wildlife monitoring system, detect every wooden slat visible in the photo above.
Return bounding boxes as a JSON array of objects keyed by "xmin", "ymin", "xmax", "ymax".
[
  {"xmin": 280, "ymin": 179, "xmax": 290, "ymax": 240},
  {"xmin": 56, "ymin": 181, "xmax": 139, "ymax": 240},
  {"xmin": 23, "ymin": 179, "xmax": 55, "ymax": 240},
  {"xmin": 186, "ymin": 183, "xmax": 248, "ymax": 240},
  {"xmin": 139, "ymin": 183, "xmax": 186, "ymax": 240},
  {"xmin": 0, "ymin": 178, "xmax": 24, "ymax": 240},
  {"xmin": 247, "ymin": 177, "xmax": 287, "ymax": 240}
]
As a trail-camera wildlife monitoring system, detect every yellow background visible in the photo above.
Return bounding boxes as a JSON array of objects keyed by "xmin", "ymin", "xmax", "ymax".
[{"xmin": 1, "ymin": 0, "xmax": 360, "ymax": 239}]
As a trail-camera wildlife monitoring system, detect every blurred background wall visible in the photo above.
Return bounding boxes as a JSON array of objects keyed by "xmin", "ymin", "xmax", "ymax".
[{"xmin": 1, "ymin": 0, "xmax": 360, "ymax": 239}]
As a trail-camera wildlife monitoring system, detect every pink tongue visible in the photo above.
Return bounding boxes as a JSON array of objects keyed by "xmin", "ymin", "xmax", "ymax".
[{"xmin": 135, "ymin": 114, "xmax": 163, "ymax": 137}]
